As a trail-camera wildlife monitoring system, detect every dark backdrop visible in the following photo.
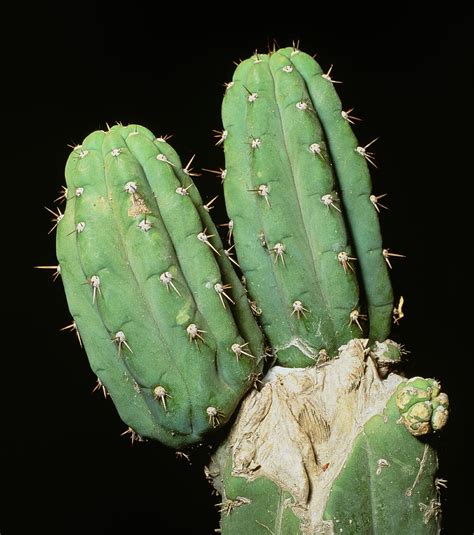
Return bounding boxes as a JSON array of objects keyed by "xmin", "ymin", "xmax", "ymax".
[{"xmin": 4, "ymin": 3, "xmax": 471, "ymax": 534}]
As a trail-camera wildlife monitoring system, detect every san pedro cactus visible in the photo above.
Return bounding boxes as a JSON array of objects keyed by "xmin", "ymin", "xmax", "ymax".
[
  {"xmin": 55, "ymin": 123, "xmax": 264, "ymax": 448},
  {"xmin": 45, "ymin": 45, "xmax": 449, "ymax": 534}
]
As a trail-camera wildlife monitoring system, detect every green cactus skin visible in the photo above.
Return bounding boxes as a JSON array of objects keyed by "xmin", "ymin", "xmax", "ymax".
[
  {"xmin": 56, "ymin": 124, "xmax": 264, "ymax": 449},
  {"xmin": 323, "ymin": 390, "xmax": 441, "ymax": 534},
  {"xmin": 221, "ymin": 48, "xmax": 393, "ymax": 366},
  {"xmin": 213, "ymin": 455, "xmax": 303, "ymax": 535}
]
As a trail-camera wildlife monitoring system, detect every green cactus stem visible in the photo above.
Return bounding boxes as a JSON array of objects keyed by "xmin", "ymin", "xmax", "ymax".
[
  {"xmin": 221, "ymin": 48, "xmax": 395, "ymax": 366},
  {"xmin": 55, "ymin": 124, "xmax": 264, "ymax": 449}
]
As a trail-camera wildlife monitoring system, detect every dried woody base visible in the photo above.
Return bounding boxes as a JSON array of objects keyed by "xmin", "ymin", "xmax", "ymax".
[{"xmin": 209, "ymin": 339, "xmax": 445, "ymax": 535}]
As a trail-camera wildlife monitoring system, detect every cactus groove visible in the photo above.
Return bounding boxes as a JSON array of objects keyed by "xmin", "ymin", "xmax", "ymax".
[
  {"xmin": 56, "ymin": 124, "xmax": 264, "ymax": 448},
  {"xmin": 221, "ymin": 48, "xmax": 394, "ymax": 366}
]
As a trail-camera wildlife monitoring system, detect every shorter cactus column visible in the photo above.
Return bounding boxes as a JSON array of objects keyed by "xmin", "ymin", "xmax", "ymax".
[
  {"xmin": 208, "ymin": 340, "xmax": 448, "ymax": 535},
  {"xmin": 55, "ymin": 124, "xmax": 264, "ymax": 449}
]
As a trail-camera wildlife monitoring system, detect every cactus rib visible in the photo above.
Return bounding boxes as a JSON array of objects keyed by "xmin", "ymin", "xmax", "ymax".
[{"xmin": 285, "ymin": 49, "xmax": 394, "ymax": 343}]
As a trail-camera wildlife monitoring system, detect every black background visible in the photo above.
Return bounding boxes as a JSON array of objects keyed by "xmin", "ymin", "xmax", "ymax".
[{"xmin": 4, "ymin": 2, "xmax": 472, "ymax": 534}]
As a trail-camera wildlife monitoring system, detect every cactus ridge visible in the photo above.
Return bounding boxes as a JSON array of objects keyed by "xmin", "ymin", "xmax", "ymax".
[
  {"xmin": 222, "ymin": 48, "xmax": 393, "ymax": 366},
  {"xmin": 56, "ymin": 124, "xmax": 264, "ymax": 448}
]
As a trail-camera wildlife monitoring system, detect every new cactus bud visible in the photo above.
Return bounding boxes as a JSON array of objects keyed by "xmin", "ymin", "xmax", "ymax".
[
  {"xmin": 396, "ymin": 377, "xmax": 449, "ymax": 436},
  {"xmin": 56, "ymin": 124, "xmax": 264, "ymax": 449}
]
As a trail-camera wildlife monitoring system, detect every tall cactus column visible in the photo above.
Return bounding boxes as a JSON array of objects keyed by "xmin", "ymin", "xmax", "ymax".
[
  {"xmin": 208, "ymin": 48, "xmax": 448, "ymax": 534},
  {"xmin": 221, "ymin": 47, "xmax": 396, "ymax": 367}
]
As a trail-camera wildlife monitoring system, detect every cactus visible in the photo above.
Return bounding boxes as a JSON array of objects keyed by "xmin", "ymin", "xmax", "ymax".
[
  {"xmin": 55, "ymin": 124, "xmax": 264, "ymax": 448},
  {"xmin": 44, "ymin": 45, "xmax": 450, "ymax": 534}
]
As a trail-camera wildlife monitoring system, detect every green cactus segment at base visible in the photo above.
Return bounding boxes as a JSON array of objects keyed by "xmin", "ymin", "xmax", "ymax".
[
  {"xmin": 214, "ymin": 385, "xmax": 441, "ymax": 535},
  {"xmin": 56, "ymin": 124, "xmax": 264, "ymax": 449},
  {"xmin": 222, "ymin": 48, "xmax": 393, "ymax": 365},
  {"xmin": 324, "ymin": 391, "xmax": 441, "ymax": 534},
  {"xmin": 215, "ymin": 452, "xmax": 303, "ymax": 535}
]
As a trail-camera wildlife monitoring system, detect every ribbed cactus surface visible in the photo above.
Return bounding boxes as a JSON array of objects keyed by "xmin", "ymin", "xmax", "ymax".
[
  {"xmin": 56, "ymin": 124, "xmax": 264, "ymax": 448},
  {"xmin": 221, "ymin": 48, "xmax": 394, "ymax": 366}
]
